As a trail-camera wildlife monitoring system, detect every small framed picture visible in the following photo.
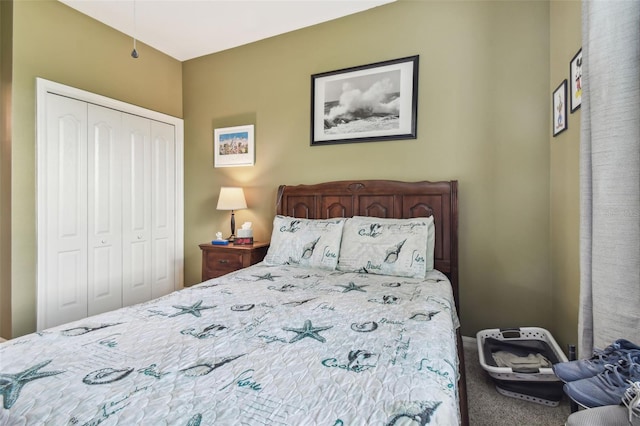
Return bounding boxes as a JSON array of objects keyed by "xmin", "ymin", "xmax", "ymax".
[
  {"xmin": 553, "ymin": 80, "xmax": 568, "ymax": 137},
  {"xmin": 570, "ymin": 48, "xmax": 583, "ymax": 112},
  {"xmin": 311, "ymin": 55, "xmax": 418, "ymax": 146},
  {"xmin": 214, "ymin": 124, "xmax": 255, "ymax": 167}
]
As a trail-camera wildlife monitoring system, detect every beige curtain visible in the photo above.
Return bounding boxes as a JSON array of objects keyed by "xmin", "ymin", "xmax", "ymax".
[{"xmin": 579, "ymin": 0, "xmax": 640, "ymax": 356}]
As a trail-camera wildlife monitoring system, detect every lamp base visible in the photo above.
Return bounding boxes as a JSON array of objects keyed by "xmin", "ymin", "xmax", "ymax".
[{"xmin": 228, "ymin": 211, "xmax": 237, "ymax": 243}]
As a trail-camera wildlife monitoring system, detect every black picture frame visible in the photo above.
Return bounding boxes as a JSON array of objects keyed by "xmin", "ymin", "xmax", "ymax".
[
  {"xmin": 311, "ymin": 55, "xmax": 419, "ymax": 146},
  {"xmin": 569, "ymin": 48, "xmax": 583, "ymax": 113},
  {"xmin": 553, "ymin": 79, "xmax": 568, "ymax": 137}
]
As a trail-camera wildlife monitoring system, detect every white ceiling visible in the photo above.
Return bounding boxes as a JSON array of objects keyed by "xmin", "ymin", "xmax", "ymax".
[{"xmin": 59, "ymin": 0, "xmax": 395, "ymax": 61}]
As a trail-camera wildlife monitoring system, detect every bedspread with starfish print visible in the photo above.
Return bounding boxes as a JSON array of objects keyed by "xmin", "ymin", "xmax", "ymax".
[{"xmin": 0, "ymin": 264, "xmax": 460, "ymax": 425}]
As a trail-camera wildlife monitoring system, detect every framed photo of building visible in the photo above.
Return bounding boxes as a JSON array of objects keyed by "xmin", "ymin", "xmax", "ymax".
[
  {"xmin": 311, "ymin": 56, "xmax": 419, "ymax": 146},
  {"xmin": 214, "ymin": 125, "xmax": 255, "ymax": 167},
  {"xmin": 553, "ymin": 80, "xmax": 568, "ymax": 137}
]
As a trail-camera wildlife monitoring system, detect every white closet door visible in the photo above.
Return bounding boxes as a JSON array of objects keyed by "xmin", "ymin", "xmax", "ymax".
[
  {"xmin": 151, "ymin": 121, "xmax": 176, "ymax": 298},
  {"xmin": 37, "ymin": 78, "xmax": 184, "ymax": 331},
  {"xmin": 122, "ymin": 114, "xmax": 152, "ymax": 306},
  {"xmin": 44, "ymin": 94, "xmax": 88, "ymax": 328},
  {"xmin": 87, "ymin": 105, "xmax": 123, "ymax": 315}
]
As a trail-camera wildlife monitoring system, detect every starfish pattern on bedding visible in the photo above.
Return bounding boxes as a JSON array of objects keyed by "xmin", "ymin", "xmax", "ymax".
[
  {"xmin": 0, "ymin": 360, "xmax": 65, "ymax": 409},
  {"xmin": 282, "ymin": 320, "xmax": 333, "ymax": 343},
  {"xmin": 168, "ymin": 300, "xmax": 215, "ymax": 317},
  {"xmin": 336, "ymin": 282, "xmax": 368, "ymax": 293},
  {"xmin": 253, "ymin": 272, "xmax": 280, "ymax": 281}
]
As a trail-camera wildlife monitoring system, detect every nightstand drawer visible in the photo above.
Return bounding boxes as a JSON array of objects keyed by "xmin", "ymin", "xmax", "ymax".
[{"xmin": 206, "ymin": 251, "xmax": 243, "ymax": 273}]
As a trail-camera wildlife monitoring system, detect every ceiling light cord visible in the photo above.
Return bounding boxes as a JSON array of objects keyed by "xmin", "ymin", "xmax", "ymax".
[{"xmin": 131, "ymin": 0, "xmax": 139, "ymax": 58}]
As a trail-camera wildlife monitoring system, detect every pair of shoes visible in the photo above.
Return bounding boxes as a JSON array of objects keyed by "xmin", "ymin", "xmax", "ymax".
[
  {"xmin": 623, "ymin": 381, "xmax": 640, "ymax": 423},
  {"xmin": 552, "ymin": 339, "xmax": 640, "ymax": 383},
  {"xmin": 563, "ymin": 352, "xmax": 640, "ymax": 408}
]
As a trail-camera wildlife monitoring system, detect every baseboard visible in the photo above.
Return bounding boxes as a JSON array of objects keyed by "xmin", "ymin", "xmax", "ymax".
[{"xmin": 462, "ymin": 335, "xmax": 476, "ymax": 345}]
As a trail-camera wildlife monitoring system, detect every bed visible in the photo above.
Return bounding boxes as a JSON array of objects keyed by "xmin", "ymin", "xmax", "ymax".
[{"xmin": 0, "ymin": 179, "xmax": 468, "ymax": 425}]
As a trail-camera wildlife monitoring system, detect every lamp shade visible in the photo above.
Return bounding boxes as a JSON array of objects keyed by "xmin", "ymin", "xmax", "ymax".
[{"xmin": 216, "ymin": 187, "xmax": 247, "ymax": 211}]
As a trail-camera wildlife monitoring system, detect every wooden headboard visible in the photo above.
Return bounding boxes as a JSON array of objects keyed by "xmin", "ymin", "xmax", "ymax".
[{"xmin": 275, "ymin": 179, "xmax": 459, "ymax": 309}]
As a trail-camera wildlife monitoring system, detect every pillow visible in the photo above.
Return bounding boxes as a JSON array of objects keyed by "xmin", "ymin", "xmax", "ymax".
[
  {"xmin": 337, "ymin": 216, "xmax": 434, "ymax": 278},
  {"xmin": 264, "ymin": 216, "xmax": 346, "ymax": 270},
  {"xmin": 349, "ymin": 215, "xmax": 435, "ymax": 271}
]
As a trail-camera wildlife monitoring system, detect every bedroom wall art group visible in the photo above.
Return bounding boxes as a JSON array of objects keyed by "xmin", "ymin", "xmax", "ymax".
[{"xmin": 553, "ymin": 47, "xmax": 582, "ymax": 137}]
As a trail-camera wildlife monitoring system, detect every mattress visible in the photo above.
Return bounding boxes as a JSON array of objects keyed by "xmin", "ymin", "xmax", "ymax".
[{"xmin": 0, "ymin": 264, "xmax": 461, "ymax": 425}]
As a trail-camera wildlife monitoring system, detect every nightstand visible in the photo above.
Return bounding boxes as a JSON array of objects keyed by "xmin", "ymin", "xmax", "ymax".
[{"xmin": 199, "ymin": 241, "xmax": 270, "ymax": 281}]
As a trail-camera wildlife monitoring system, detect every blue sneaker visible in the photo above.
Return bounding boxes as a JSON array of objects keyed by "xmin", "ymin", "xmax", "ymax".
[
  {"xmin": 563, "ymin": 353, "xmax": 640, "ymax": 408},
  {"xmin": 553, "ymin": 339, "xmax": 640, "ymax": 382}
]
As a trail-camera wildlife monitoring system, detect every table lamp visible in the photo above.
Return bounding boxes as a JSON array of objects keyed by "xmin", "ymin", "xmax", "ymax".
[{"xmin": 216, "ymin": 187, "xmax": 247, "ymax": 242}]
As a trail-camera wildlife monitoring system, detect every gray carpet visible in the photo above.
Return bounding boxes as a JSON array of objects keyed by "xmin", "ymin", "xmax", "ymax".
[{"xmin": 464, "ymin": 337, "xmax": 571, "ymax": 425}]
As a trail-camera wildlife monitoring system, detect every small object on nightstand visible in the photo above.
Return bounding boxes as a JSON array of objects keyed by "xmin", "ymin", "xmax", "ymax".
[
  {"xmin": 213, "ymin": 231, "xmax": 229, "ymax": 245},
  {"xmin": 235, "ymin": 222, "xmax": 254, "ymax": 245}
]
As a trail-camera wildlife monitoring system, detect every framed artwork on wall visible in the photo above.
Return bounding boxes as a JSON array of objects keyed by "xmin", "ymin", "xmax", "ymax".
[
  {"xmin": 311, "ymin": 55, "xmax": 419, "ymax": 146},
  {"xmin": 553, "ymin": 80, "xmax": 568, "ymax": 137},
  {"xmin": 214, "ymin": 124, "xmax": 255, "ymax": 167},
  {"xmin": 570, "ymin": 48, "xmax": 583, "ymax": 112}
]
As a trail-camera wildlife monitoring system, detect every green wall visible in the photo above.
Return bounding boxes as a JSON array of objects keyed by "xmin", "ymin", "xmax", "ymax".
[
  {"xmin": 5, "ymin": 0, "xmax": 582, "ymax": 344},
  {"xmin": 550, "ymin": 1, "xmax": 581, "ymax": 352},
  {"xmin": 10, "ymin": 0, "xmax": 182, "ymax": 337},
  {"xmin": 183, "ymin": 0, "xmax": 552, "ymax": 338}
]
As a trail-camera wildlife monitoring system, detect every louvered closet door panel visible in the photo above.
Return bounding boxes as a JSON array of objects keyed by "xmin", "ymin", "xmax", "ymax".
[
  {"xmin": 122, "ymin": 113, "xmax": 153, "ymax": 306},
  {"xmin": 87, "ymin": 105, "xmax": 123, "ymax": 316},
  {"xmin": 44, "ymin": 94, "xmax": 88, "ymax": 328},
  {"xmin": 151, "ymin": 120, "xmax": 176, "ymax": 298}
]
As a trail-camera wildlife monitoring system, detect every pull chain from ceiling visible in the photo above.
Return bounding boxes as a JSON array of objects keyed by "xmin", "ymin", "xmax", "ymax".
[{"xmin": 131, "ymin": 0, "xmax": 139, "ymax": 58}]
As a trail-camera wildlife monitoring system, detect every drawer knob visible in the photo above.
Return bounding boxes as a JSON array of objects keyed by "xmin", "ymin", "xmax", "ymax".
[{"xmin": 218, "ymin": 259, "xmax": 228, "ymax": 264}]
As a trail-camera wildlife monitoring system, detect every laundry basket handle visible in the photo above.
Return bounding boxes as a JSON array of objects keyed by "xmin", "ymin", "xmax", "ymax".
[
  {"xmin": 512, "ymin": 367, "xmax": 541, "ymax": 374},
  {"xmin": 499, "ymin": 327, "xmax": 522, "ymax": 339}
]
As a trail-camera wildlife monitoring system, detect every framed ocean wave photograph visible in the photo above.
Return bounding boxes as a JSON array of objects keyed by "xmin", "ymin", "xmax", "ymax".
[{"xmin": 311, "ymin": 55, "xmax": 419, "ymax": 146}]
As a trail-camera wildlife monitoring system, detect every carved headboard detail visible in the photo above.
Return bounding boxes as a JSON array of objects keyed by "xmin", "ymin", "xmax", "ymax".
[{"xmin": 275, "ymin": 179, "xmax": 459, "ymax": 310}]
